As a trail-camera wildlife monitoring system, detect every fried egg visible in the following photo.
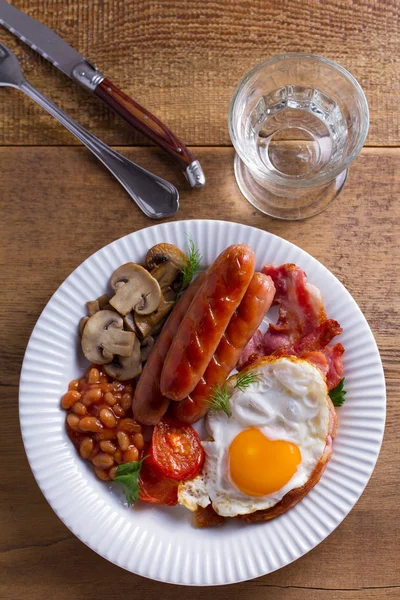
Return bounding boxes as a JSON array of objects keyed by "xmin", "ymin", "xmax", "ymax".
[{"xmin": 178, "ymin": 356, "xmax": 330, "ymax": 517}]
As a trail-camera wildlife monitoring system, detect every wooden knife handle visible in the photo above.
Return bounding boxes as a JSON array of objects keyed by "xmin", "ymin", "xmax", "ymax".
[{"xmin": 95, "ymin": 78, "xmax": 197, "ymax": 176}]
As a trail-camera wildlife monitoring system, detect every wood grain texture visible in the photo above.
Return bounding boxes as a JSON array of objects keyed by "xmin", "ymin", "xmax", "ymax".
[
  {"xmin": 0, "ymin": 0, "xmax": 399, "ymax": 146},
  {"xmin": 0, "ymin": 146, "xmax": 399, "ymax": 599}
]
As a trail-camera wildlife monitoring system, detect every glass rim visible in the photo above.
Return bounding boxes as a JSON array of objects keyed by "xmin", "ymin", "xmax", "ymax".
[{"xmin": 228, "ymin": 53, "xmax": 370, "ymax": 189}]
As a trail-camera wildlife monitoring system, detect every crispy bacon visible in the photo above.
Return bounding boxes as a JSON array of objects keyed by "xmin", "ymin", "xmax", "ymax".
[
  {"xmin": 321, "ymin": 344, "xmax": 344, "ymax": 390},
  {"xmin": 236, "ymin": 329, "xmax": 264, "ymax": 370},
  {"xmin": 238, "ymin": 265, "xmax": 344, "ymax": 389},
  {"xmin": 298, "ymin": 351, "xmax": 329, "ymax": 378},
  {"xmin": 291, "ymin": 319, "xmax": 342, "ymax": 354},
  {"xmin": 299, "ymin": 344, "xmax": 344, "ymax": 390},
  {"xmin": 261, "ymin": 264, "xmax": 326, "ymax": 353}
]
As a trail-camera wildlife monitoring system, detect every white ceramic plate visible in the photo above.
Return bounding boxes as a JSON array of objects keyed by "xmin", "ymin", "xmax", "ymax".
[{"xmin": 19, "ymin": 220, "xmax": 385, "ymax": 586}]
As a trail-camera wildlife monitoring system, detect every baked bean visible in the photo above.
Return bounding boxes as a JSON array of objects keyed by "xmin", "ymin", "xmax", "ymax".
[
  {"xmin": 83, "ymin": 387, "xmax": 103, "ymax": 405},
  {"xmin": 133, "ymin": 433, "xmax": 145, "ymax": 450},
  {"xmin": 111, "ymin": 382, "xmax": 124, "ymax": 394},
  {"xmin": 123, "ymin": 446, "xmax": 139, "ymax": 463},
  {"xmin": 66, "ymin": 413, "xmax": 80, "ymax": 430},
  {"xmin": 118, "ymin": 418, "xmax": 141, "ymax": 434},
  {"xmin": 61, "ymin": 390, "xmax": 81, "ymax": 409},
  {"xmin": 99, "ymin": 440, "xmax": 117, "ymax": 455},
  {"xmin": 92, "ymin": 452, "xmax": 114, "ymax": 469},
  {"xmin": 117, "ymin": 431, "xmax": 130, "ymax": 451},
  {"xmin": 79, "ymin": 416, "xmax": 103, "ymax": 433},
  {"xmin": 109, "ymin": 466, "xmax": 118, "ymax": 480},
  {"xmin": 113, "ymin": 404, "xmax": 125, "ymax": 417},
  {"xmin": 121, "ymin": 393, "xmax": 132, "ymax": 412},
  {"xmin": 80, "ymin": 437, "xmax": 94, "ymax": 459},
  {"xmin": 114, "ymin": 449, "xmax": 123, "ymax": 464},
  {"xmin": 64, "ymin": 365, "xmax": 142, "ymax": 482},
  {"xmin": 82, "ymin": 395, "xmax": 93, "ymax": 407},
  {"xmin": 95, "ymin": 428, "xmax": 116, "ymax": 441},
  {"xmin": 104, "ymin": 391, "xmax": 117, "ymax": 406},
  {"xmin": 99, "ymin": 408, "xmax": 117, "ymax": 428},
  {"xmin": 71, "ymin": 402, "xmax": 87, "ymax": 416},
  {"xmin": 88, "ymin": 367, "xmax": 100, "ymax": 384},
  {"xmin": 94, "ymin": 467, "xmax": 110, "ymax": 481},
  {"xmin": 90, "ymin": 445, "xmax": 99, "ymax": 459}
]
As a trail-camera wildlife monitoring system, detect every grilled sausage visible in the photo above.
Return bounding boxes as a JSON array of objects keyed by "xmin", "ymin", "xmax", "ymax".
[
  {"xmin": 173, "ymin": 273, "xmax": 276, "ymax": 423},
  {"xmin": 132, "ymin": 273, "xmax": 206, "ymax": 425},
  {"xmin": 160, "ymin": 244, "xmax": 256, "ymax": 401}
]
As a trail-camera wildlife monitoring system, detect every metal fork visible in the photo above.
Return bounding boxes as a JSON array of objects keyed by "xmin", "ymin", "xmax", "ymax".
[{"xmin": 0, "ymin": 42, "xmax": 179, "ymax": 219}]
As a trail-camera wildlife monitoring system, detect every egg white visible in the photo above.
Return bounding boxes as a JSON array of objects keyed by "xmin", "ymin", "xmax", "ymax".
[{"xmin": 178, "ymin": 356, "xmax": 330, "ymax": 517}]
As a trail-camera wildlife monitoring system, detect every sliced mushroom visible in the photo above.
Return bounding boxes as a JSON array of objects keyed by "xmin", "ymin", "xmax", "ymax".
[
  {"xmin": 163, "ymin": 287, "xmax": 177, "ymax": 302},
  {"xmin": 140, "ymin": 336, "xmax": 154, "ymax": 362},
  {"xmin": 81, "ymin": 310, "xmax": 136, "ymax": 364},
  {"xmin": 123, "ymin": 311, "xmax": 138, "ymax": 334},
  {"xmin": 104, "ymin": 335, "xmax": 142, "ymax": 380},
  {"xmin": 87, "ymin": 300, "xmax": 100, "ymax": 316},
  {"xmin": 134, "ymin": 297, "xmax": 175, "ymax": 339},
  {"xmin": 151, "ymin": 315, "xmax": 169, "ymax": 336},
  {"xmin": 150, "ymin": 262, "xmax": 181, "ymax": 293},
  {"xmin": 145, "ymin": 243, "xmax": 188, "ymax": 292},
  {"xmin": 97, "ymin": 294, "xmax": 110, "ymax": 309},
  {"xmin": 87, "ymin": 294, "xmax": 111, "ymax": 316},
  {"xmin": 79, "ymin": 316, "xmax": 89, "ymax": 337},
  {"xmin": 109, "ymin": 263, "xmax": 161, "ymax": 316}
]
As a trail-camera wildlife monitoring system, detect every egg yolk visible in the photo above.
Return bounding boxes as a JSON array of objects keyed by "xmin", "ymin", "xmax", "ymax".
[{"xmin": 229, "ymin": 428, "xmax": 301, "ymax": 496}]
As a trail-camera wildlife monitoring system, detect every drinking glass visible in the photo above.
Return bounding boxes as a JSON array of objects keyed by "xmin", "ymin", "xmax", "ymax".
[{"xmin": 228, "ymin": 53, "xmax": 369, "ymax": 220}]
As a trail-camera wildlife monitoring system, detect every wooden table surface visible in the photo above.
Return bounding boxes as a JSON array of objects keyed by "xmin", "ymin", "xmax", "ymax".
[{"xmin": 1, "ymin": 1, "xmax": 399, "ymax": 598}]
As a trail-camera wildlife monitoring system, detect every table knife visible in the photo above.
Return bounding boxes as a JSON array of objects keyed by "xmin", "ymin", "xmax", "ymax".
[{"xmin": 0, "ymin": 0, "xmax": 205, "ymax": 187}]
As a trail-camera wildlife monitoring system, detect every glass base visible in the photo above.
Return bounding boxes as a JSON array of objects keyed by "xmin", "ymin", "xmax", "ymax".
[{"xmin": 234, "ymin": 154, "xmax": 347, "ymax": 220}]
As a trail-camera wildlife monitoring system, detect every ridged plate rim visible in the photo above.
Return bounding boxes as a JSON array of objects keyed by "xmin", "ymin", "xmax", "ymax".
[{"xmin": 19, "ymin": 219, "xmax": 386, "ymax": 586}]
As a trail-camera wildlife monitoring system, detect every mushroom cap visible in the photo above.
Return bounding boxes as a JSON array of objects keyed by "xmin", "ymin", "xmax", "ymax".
[
  {"xmin": 81, "ymin": 310, "xmax": 135, "ymax": 364},
  {"xmin": 109, "ymin": 263, "xmax": 161, "ymax": 316},
  {"xmin": 145, "ymin": 243, "xmax": 188, "ymax": 271},
  {"xmin": 79, "ymin": 316, "xmax": 89, "ymax": 337},
  {"xmin": 104, "ymin": 335, "xmax": 142, "ymax": 380},
  {"xmin": 134, "ymin": 297, "xmax": 175, "ymax": 339}
]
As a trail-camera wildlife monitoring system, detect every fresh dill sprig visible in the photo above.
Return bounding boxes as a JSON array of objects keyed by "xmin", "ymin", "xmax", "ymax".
[
  {"xmin": 177, "ymin": 235, "xmax": 202, "ymax": 297},
  {"xmin": 234, "ymin": 370, "xmax": 261, "ymax": 392},
  {"xmin": 207, "ymin": 384, "xmax": 231, "ymax": 417},
  {"xmin": 328, "ymin": 377, "xmax": 347, "ymax": 407},
  {"xmin": 207, "ymin": 371, "xmax": 261, "ymax": 418}
]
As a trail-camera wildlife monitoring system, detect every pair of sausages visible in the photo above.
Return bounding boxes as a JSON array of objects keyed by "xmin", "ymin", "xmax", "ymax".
[{"xmin": 133, "ymin": 245, "xmax": 275, "ymax": 425}]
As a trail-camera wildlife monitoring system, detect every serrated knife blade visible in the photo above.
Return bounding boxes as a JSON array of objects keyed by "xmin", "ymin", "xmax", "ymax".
[
  {"xmin": 0, "ymin": 0, "xmax": 87, "ymax": 76},
  {"xmin": 0, "ymin": 0, "xmax": 206, "ymax": 187}
]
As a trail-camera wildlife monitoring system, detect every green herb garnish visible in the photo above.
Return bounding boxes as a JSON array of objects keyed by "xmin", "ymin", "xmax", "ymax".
[
  {"xmin": 329, "ymin": 378, "xmax": 347, "ymax": 407},
  {"xmin": 207, "ymin": 371, "xmax": 261, "ymax": 417},
  {"xmin": 207, "ymin": 384, "xmax": 231, "ymax": 417},
  {"xmin": 178, "ymin": 235, "xmax": 202, "ymax": 297},
  {"xmin": 234, "ymin": 370, "xmax": 260, "ymax": 392},
  {"xmin": 114, "ymin": 455, "xmax": 149, "ymax": 506}
]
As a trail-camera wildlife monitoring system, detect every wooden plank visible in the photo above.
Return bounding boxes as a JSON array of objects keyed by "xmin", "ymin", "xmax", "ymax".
[
  {"xmin": 0, "ymin": 146, "xmax": 399, "ymax": 599},
  {"xmin": 0, "ymin": 0, "xmax": 398, "ymax": 146}
]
